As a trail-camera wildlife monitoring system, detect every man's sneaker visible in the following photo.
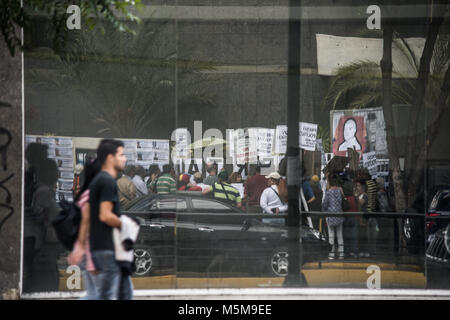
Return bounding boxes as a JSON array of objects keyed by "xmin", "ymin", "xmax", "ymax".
[
  {"xmin": 328, "ymin": 252, "xmax": 335, "ymax": 260},
  {"xmin": 338, "ymin": 253, "xmax": 344, "ymax": 260}
]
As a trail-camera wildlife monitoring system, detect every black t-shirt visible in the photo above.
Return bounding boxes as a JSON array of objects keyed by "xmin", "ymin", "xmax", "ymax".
[{"xmin": 89, "ymin": 171, "xmax": 120, "ymax": 251}]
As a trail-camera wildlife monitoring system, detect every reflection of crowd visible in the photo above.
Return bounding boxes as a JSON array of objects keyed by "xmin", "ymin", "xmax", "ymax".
[
  {"xmin": 319, "ymin": 168, "xmax": 392, "ymax": 260},
  {"xmin": 76, "ymin": 157, "xmax": 393, "ymax": 262},
  {"xmin": 109, "ymin": 161, "xmax": 293, "ymax": 215}
]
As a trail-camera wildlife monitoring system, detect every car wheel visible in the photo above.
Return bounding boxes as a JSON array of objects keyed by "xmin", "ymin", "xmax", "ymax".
[
  {"xmin": 269, "ymin": 248, "xmax": 289, "ymax": 277},
  {"xmin": 133, "ymin": 247, "xmax": 154, "ymax": 277}
]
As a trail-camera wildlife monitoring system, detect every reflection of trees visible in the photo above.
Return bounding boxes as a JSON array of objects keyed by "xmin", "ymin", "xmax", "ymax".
[
  {"xmin": 323, "ymin": 16, "xmax": 449, "ymax": 213},
  {"xmin": 27, "ymin": 20, "xmax": 217, "ymax": 138}
]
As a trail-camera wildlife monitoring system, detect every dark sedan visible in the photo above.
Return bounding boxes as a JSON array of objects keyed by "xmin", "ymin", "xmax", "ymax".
[{"xmin": 122, "ymin": 191, "xmax": 330, "ymax": 277}]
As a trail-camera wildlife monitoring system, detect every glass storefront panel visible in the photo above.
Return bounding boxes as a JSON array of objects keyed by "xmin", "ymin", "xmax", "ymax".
[{"xmin": 22, "ymin": 1, "xmax": 450, "ymax": 294}]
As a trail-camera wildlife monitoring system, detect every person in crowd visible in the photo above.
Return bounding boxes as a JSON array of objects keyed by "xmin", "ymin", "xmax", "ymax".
[
  {"xmin": 229, "ymin": 172, "xmax": 243, "ymax": 183},
  {"xmin": 155, "ymin": 164, "xmax": 177, "ymax": 194},
  {"xmin": 117, "ymin": 165, "xmax": 137, "ymax": 207},
  {"xmin": 302, "ymin": 174, "xmax": 316, "ymax": 207},
  {"xmin": 355, "ymin": 179, "xmax": 370, "ymax": 257},
  {"xmin": 309, "ymin": 175, "xmax": 324, "ymax": 230},
  {"xmin": 260, "ymin": 172, "xmax": 288, "ymax": 224},
  {"xmin": 342, "ymin": 179, "xmax": 359, "ymax": 258},
  {"xmin": 132, "ymin": 165, "xmax": 148, "ymax": 197},
  {"xmin": 229, "ymin": 171, "xmax": 244, "ymax": 199},
  {"xmin": 147, "ymin": 164, "xmax": 161, "ymax": 193},
  {"xmin": 67, "ymin": 158, "xmax": 101, "ymax": 299},
  {"xmin": 203, "ymin": 170, "xmax": 242, "ymax": 208},
  {"xmin": 243, "ymin": 165, "xmax": 267, "ymax": 213},
  {"xmin": 89, "ymin": 139, "xmax": 133, "ymax": 300},
  {"xmin": 298, "ymin": 165, "xmax": 314, "ymax": 228},
  {"xmin": 204, "ymin": 162, "xmax": 218, "ymax": 186},
  {"xmin": 376, "ymin": 176, "xmax": 394, "ymax": 253},
  {"xmin": 73, "ymin": 163, "xmax": 84, "ymax": 197},
  {"xmin": 23, "ymin": 157, "xmax": 61, "ymax": 292},
  {"xmin": 376, "ymin": 177, "xmax": 389, "ymax": 212},
  {"xmin": 359, "ymin": 169, "xmax": 378, "ymax": 257},
  {"xmin": 178, "ymin": 173, "xmax": 203, "ymax": 191},
  {"xmin": 178, "ymin": 173, "xmax": 190, "ymax": 190},
  {"xmin": 191, "ymin": 172, "xmax": 209, "ymax": 191},
  {"xmin": 322, "ymin": 174, "xmax": 345, "ymax": 260}
]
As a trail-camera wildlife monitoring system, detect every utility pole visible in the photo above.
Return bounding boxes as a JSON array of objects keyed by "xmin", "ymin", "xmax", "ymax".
[{"xmin": 283, "ymin": 0, "xmax": 305, "ymax": 287}]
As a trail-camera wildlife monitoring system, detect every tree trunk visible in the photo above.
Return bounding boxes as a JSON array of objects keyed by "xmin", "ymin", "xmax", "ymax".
[
  {"xmin": 381, "ymin": 24, "xmax": 408, "ymax": 252},
  {"xmin": 381, "ymin": 25, "xmax": 407, "ymax": 213},
  {"xmin": 404, "ymin": 3, "xmax": 445, "ymax": 207},
  {"xmin": 408, "ymin": 62, "xmax": 450, "ymax": 204}
]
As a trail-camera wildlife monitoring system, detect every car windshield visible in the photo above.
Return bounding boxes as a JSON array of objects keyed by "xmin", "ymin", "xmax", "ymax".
[
  {"xmin": 436, "ymin": 191, "xmax": 450, "ymax": 211},
  {"xmin": 191, "ymin": 198, "xmax": 233, "ymax": 211},
  {"xmin": 155, "ymin": 197, "xmax": 187, "ymax": 211}
]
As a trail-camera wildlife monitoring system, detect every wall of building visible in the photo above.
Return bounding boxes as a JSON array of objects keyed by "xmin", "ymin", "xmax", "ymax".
[{"xmin": 0, "ymin": 40, "xmax": 22, "ymax": 300}]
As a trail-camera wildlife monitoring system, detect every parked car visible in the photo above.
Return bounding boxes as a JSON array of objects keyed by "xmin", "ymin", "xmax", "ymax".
[
  {"xmin": 425, "ymin": 225, "xmax": 450, "ymax": 289},
  {"xmin": 122, "ymin": 192, "xmax": 330, "ymax": 277},
  {"xmin": 404, "ymin": 188, "xmax": 450, "ymax": 254}
]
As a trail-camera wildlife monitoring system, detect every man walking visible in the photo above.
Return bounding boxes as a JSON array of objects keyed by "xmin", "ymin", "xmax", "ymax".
[{"xmin": 89, "ymin": 139, "xmax": 133, "ymax": 300}]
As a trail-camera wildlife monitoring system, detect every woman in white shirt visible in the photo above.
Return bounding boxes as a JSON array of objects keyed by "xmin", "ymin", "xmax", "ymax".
[{"xmin": 260, "ymin": 172, "xmax": 288, "ymax": 222}]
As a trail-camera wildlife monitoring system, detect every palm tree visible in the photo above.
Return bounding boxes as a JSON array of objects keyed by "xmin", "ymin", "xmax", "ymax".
[{"xmin": 322, "ymin": 26, "xmax": 449, "ymax": 211}]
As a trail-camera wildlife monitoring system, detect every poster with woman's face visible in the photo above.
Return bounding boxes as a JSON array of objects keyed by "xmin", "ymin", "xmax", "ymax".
[{"xmin": 332, "ymin": 116, "xmax": 366, "ymax": 157}]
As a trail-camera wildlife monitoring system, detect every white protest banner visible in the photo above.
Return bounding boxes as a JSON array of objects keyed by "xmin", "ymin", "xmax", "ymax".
[
  {"xmin": 363, "ymin": 151, "xmax": 378, "ymax": 178},
  {"xmin": 275, "ymin": 123, "xmax": 318, "ymax": 153},
  {"xmin": 255, "ymin": 128, "xmax": 275, "ymax": 158},
  {"xmin": 275, "ymin": 125, "xmax": 287, "ymax": 154},
  {"xmin": 299, "ymin": 122, "xmax": 318, "ymax": 151},
  {"xmin": 235, "ymin": 128, "xmax": 250, "ymax": 164},
  {"xmin": 174, "ymin": 128, "xmax": 190, "ymax": 160}
]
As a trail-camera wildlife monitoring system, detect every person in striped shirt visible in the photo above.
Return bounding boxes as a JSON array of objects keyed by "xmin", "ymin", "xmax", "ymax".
[
  {"xmin": 154, "ymin": 164, "xmax": 177, "ymax": 194},
  {"xmin": 203, "ymin": 170, "xmax": 242, "ymax": 209}
]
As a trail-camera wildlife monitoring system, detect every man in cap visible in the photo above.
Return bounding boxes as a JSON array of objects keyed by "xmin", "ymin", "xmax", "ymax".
[
  {"xmin": 203, "ymin": 170, "xmax": 242, "ymax": 208},
  {"xmin": 260, "ymin": 172, "xmax": 288, "ymax": 215}
]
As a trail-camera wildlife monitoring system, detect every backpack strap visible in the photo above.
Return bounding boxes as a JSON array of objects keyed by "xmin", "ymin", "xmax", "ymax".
[
  {"xmin": 270, "ymin": 186, "xmax": 284, "ymax": 204},
  {"xmin": 220, "ymin": 183, "xmax": 231, "ymax": 201}
]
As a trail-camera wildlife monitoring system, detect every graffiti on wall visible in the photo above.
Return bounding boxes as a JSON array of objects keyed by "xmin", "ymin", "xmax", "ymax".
[{"xmin": 0, "ymin": 101, "xmax": 14, "ymax": 232}]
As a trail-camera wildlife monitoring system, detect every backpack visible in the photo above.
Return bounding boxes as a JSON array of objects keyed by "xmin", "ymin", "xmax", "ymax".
[{"xmin": 52, "ymin": 199, "xmax": 81, "ymax": 251}]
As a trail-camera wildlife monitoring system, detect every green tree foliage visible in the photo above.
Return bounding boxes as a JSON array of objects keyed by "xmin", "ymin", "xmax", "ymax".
[{"xmin": 0, "ymin": 0, "xmax": 141, "ymax": 56}]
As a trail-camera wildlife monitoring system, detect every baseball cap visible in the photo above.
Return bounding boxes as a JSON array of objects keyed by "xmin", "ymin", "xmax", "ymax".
[{"xmin": 265, "ymin": 172, "xmax": 281, "ymax": 180}]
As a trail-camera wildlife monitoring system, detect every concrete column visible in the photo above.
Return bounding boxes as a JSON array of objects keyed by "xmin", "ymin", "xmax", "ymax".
[{"xmin": 0, "ymin": 40, "xmax": 23, "ymax": 300}]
